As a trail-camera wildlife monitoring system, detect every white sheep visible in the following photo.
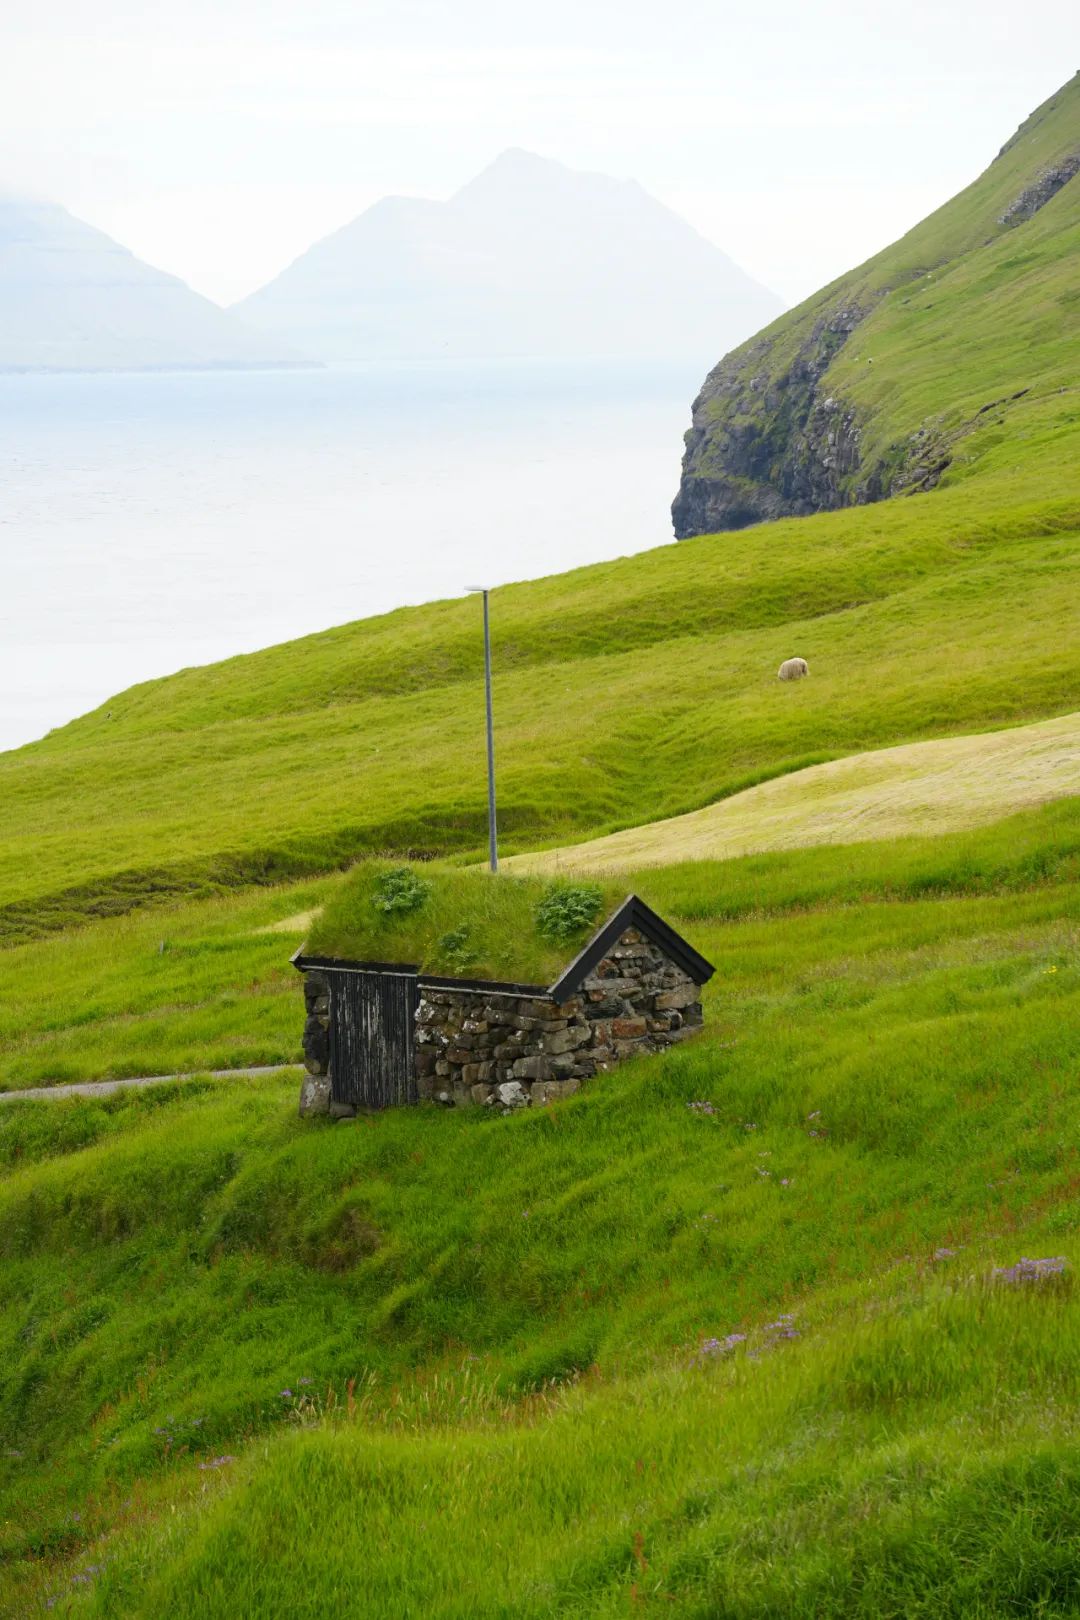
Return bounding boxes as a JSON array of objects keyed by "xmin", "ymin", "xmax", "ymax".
[{"xmin": 777, "ymin": 657, "xmax": 809, "ymax": 682}]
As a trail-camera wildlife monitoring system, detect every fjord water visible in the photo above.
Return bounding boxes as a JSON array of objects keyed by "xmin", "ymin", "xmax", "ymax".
[{"xmin": 0, "ymin": 358, "xmax": 699, "ymax": 752}]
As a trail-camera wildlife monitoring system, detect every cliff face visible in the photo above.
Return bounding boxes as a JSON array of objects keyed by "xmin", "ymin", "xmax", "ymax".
[
  {"xmin": 672, "ymin": 303, "xmax": 869, "ymax": 537},
  {"xmin": 672, "ymin": 74, "xmax": 1080, "ymax": 539}
]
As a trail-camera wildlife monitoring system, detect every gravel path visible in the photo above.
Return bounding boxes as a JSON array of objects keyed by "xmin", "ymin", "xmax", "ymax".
[{"xmin": 0, "ymin": 1065, "xmax": 301, "ymax": 1104}]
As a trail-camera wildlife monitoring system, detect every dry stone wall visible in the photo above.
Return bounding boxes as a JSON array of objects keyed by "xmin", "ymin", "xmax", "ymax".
[{"xmin": 298, "ymin": 927, "xmax": 703, "ymax": 1116}]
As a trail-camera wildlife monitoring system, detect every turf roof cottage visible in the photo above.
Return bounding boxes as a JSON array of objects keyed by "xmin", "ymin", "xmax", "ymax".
[{"xmin": 293, "ymin": 873, "xmax": 714, "ymax": 1117}]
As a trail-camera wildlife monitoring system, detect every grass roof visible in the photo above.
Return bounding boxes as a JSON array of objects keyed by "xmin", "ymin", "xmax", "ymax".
[{"xmin": 304, "ymin": 862, "xmax": 632, "ymax": 987}]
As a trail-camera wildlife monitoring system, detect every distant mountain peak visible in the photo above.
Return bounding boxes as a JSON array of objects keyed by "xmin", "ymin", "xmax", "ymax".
[
  {"xmin": 237, "ymin": 152, "xmax": 782, "ymax": 365},
  {"xmin": 0, "ymin": 195, "xmax": 310, "ymax": 375}
]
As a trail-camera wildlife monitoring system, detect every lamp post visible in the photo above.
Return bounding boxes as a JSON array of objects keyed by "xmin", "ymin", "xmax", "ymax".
[{"xmin": 466, "ymin": 586, "xmax": 498, "ymax": 873}]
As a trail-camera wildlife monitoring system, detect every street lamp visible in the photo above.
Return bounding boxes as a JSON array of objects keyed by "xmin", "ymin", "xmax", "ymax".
[{"xmin": 465, "ymin": 585, "xmax": 498, "ymax": 873}]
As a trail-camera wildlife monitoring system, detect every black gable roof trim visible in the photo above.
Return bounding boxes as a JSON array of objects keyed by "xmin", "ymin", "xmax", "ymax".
[{"xmin": 547, "ymin": 894, "xmax": 716, "ymax": 1005}]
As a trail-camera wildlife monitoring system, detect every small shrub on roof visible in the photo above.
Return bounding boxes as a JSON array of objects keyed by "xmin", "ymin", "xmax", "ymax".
[
  {"xmin": 372, "ymin": 866, "xmax": 432, "ymax": 917},
  {"xmin": 437, "ymin": 924, "xmax": 480, "ymax": 973},
  {"xmin": 535, "ymin": 882, "xmax": 604, "ymax": 944}
]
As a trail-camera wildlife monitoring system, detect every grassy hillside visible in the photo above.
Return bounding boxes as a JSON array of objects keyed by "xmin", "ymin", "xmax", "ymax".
[
  {"xmin": 509, "ymin": 708, "xmax": 1080, "ymax": 873},
  {"xmin": 3, "ymin": 811, "xmax": 1080, "ymax": 1612},
  {"xmin": 7, "ymin": 794, "xmax": 1080, "ymax": 1095},
  {"xmin": 0, "ymin": 877, "xmax": 340, "ymax": 1092},
  {"xmin": 3, "ymin": 457, "xmax": 1080, "ymax": 943},
  {"xmin": 674, "ymin": 72, "xmax": 1080, "ymax": 533}
]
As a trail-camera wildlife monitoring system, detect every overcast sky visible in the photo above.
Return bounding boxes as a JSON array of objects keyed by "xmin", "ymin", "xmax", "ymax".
[{"xmin": 0, "ymin": 0, "xmax": 1074, "ymax": 307}]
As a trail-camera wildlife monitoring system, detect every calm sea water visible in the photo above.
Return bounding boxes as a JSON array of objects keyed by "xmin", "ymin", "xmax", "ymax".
[{"xmin": 0, "ymin": 359, "xmax": 702, "ymax": 752}]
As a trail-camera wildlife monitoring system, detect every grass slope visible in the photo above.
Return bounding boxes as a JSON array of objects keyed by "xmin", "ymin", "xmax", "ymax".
[
  {"xmin": 3, "ymin": 810, "xmax": 1080, "ymax": 1610},
  {"xmin": 0, "ymin": 877, "xmax": 341, "ymax": 1093},
  {"xmin": 8, "ymin": 794, "xmax": 1080, "ymax": 1094},
  {"xmin": 3, "ymin": 461, "xmax": 1080, "ymax": 942},
  {"xmin": 679, "ymin": 72, "xmax": 1080, "ymax": 516},
  {"xmin": 509, "ymin": 708, "xmax": 1080, "ymax": 873}
]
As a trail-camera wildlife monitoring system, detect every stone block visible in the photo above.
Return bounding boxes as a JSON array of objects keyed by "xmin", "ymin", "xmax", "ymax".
[
  {"xmin": 446, "ymin": 1047, "xmax": 473, "ymax": 1065},
  {"xmin": 682, "ymin": 1003, "xmax": 704, "ymax": 1026},
  {"xmin": 328, "ymin": 1100, "xmax": 356, "ymax": 1119},
  {"xmin": 414, "ymin": 1048, "xmax": 439, "ymax": 1076},
  {"xmin": 512, "ymin": 1054, "xmax": 554, "ymax": 1082},
  {"xmin": 471, "ymin": 1082, "xmax": 493, "ymax": 1105},
  {"xmin": 542, "ymin": 1024, "xmax": 591, "ymax": 1055},
  {"xmin": 496, "ymin": 1080, "xmax": 528, "ymax": 1109},
  {"xmin": 298, "ymin": 1074, "xmax": 331, "ymax": 1117},
  {"xmin": 302, "ymin": 1013, "xmax": 329, "ymax": 1074},
  {"xmin": 461, "ymin": 1063, "xmax": 482, "ymax": 1086},
  {"xmin": 611, "ymin": 1017, "xmax": 648, "ymax": 1039},
  {"xmin": 614, "ymin": 1038, "xmax": 651, "ymax": 1059},
  {"xmin": 654, "ymin": 983, "xmax": 700, "ymax": 1011}
]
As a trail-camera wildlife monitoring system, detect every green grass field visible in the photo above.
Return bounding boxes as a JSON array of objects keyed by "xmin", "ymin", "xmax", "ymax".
[
  {"xmin": 3, "ymin": 810, "xmax": 1080, "ymax": 1613},
  {"xmin": 3, "ymin": 456, "xmax": 1079, "ymax": 945},
  {"xmin": 3, "ymin": 72, "xmax": 1080, "ymax": 1619},
  {"xmin": 0, "ymin": 877, "xmax": 341, "ymax": 1092}
]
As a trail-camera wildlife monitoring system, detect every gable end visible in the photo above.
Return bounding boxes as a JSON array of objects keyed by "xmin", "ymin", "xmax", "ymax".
[{"xmin": 548, "ymin": 894, "xmax": 715, "ymax": 1004}]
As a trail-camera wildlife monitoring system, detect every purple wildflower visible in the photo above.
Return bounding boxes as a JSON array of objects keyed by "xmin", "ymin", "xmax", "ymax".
[
  {"xmin": 693, "ymin": 1332, "xmax": 747, "ymax": 1364},
  {"xmin": 280, "ymin": 1389, "xmax": 293, "ymax": 1398},
  {"xmin": 687, "ymin": 1100, "xmax": 717, "ymax": 1116},
  {"xmin": 993, "ymin": 1256, "xmax": 1068, "ymax": 1285},
  {"xmin": 933, "ymin": 1247, "xmax": 956, "ymax": 1260},
  {"xmin": 299, "ymin": 1377, "xmax": 313, "ymax": 1386},
  {"xmin": 198, "ymin": 1455, "xmax": 236, "ymax": 1471}
]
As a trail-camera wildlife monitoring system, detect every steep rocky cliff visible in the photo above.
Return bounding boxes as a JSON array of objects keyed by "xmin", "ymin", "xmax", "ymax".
[{"xmin": 673, "ymin": 73, "xmax": 1080, "ymax": 538}]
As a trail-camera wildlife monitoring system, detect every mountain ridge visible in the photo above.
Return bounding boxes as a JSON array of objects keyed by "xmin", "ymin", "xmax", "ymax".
[
  {"xmin": 235, "ymin": 149, "xmax": 782, "ymax": 362},
  {"xmin": 0, "ymin": 195, "xmax": 310, "ymax": 374},
  {"xmin": 672, "ymin": 71, "xmax": 1080, "ymax": 536}
]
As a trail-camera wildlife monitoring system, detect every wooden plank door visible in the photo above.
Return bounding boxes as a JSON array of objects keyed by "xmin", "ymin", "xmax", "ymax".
[{"xmin": 328, "ymin": 970, "xmax": 418, "ymax": 1108}]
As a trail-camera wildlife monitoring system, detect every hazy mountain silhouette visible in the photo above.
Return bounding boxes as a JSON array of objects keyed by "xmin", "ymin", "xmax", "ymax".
[
  {"xmin": 0, "ymin": 196, "xmax": 307, "ymax": 373},
  {"xmin": 236, "ymin": 150, "xmax": 782, "ymax": 362}
]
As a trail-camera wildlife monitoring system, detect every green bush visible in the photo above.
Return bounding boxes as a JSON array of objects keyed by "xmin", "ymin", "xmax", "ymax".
[
  {"xmin": 436, "ymin": 924, "xmax": 479, "ymax": 973},
  {"xmin": 535, "ymin": 882, "xmax": 605, "ymax": 943},
  {"xmin": 371, "ymin": 866, "xmax": 432, "ymax": 917}
]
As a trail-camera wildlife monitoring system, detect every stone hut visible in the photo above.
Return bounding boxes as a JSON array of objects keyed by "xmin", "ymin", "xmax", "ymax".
[{"xmin": 294, "ymin": 895, "xmax": 714, "ymax": 1117}]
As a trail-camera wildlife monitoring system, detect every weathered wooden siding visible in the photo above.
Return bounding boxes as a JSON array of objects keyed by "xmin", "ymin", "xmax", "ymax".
[{"xmin": 329, "ymin": 969, "xmax": 418, "ymax": 1109}]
